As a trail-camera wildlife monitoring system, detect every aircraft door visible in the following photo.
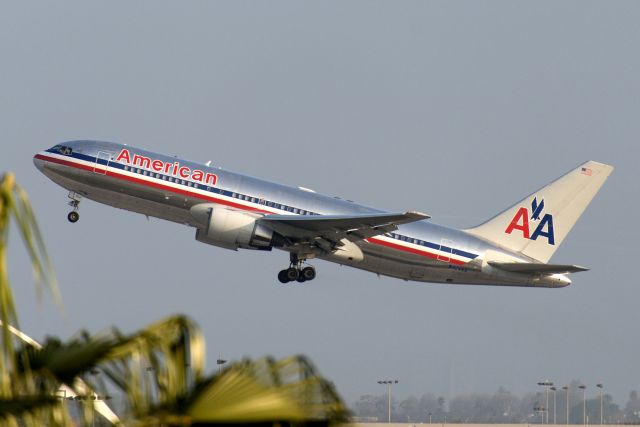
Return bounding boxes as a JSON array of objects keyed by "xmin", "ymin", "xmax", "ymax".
[
  {"xmin": 93, "ymin": 151, "xmax": 113, "ymax": 174},
  {"xmin": 438, "ymin": 238, "xmax": 453, "ymax": 263}
]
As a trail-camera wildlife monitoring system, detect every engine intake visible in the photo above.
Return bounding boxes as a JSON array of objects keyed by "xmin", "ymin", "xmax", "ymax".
[{"xmin": 191, "ymin": 204, "xmax": 281, "ymax": 250}]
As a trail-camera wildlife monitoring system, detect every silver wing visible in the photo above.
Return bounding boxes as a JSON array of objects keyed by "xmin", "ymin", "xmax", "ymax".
[{"xmin": 258, "ymin": 211, "xmax": 430, "ymax": 245}]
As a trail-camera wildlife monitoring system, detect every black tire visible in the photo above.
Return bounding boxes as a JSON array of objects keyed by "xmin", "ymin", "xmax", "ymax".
[
  {"xmin": 296, "ymin": 275, "xmax": 306, "ymax": 283},
  {"xmin": 67, "ymin": 211, "xmax": 79, "ymax": 223},
  {"xmin": 277, "ymin": 270, "xmax": 289, "ymax": 283},
  {"xmin": 301, "ymin": 266, "xmax": 316, "ymax": 281},
  {"xmin": 286, "ymin": 268, "xmax": 299, "ymax": 281}
]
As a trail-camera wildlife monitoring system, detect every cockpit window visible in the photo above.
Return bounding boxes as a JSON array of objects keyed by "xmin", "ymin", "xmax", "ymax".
[{"xmin": 52, "ymin": 145, "xmax": 73, "ymax": 155}]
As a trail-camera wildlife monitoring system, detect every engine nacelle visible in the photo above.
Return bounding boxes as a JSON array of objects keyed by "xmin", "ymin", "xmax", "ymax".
[{"xmin": 191, "ymin": 204, "xmax": 278, "ymax": 251}]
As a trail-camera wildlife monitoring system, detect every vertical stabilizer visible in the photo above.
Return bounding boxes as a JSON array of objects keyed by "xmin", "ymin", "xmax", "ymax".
[{"xmin": 465, "ymin": 161, "xmax": 613, "ymax": 263}]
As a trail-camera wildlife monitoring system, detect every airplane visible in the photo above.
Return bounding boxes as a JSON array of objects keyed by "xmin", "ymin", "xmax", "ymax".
[{"xmin": 33, "ymin": 141, "xmax": 613, "ymax": 287}]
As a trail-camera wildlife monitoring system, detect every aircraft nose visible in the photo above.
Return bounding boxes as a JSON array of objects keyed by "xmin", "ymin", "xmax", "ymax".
[{"xmin": 33, "ymin": 154, "xmax": 45, "ymax": 172}]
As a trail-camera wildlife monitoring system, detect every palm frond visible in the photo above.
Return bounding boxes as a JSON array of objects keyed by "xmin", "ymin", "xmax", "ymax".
[
  {"xmin": 0, "ymin": 172, "xmax": 61, "ymax": 398},
  {"xmin": 184, "ymin": 356, "xmax": 350, "ymax": 424}
]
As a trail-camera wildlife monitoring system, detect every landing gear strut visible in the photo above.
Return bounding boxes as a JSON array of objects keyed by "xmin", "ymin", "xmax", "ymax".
[
  {"xmin": 67, "ymin": 192, "xmax": 81, "ymax": 223},
  {"xmin": 277, "ymin": 253, "xmax": 317, "ymax": 284}
]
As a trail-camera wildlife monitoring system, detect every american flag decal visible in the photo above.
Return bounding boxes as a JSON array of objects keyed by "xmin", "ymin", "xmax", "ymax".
[{"xmin": 581, "ymin": 167, "xmax": 592, "ymax": 176}]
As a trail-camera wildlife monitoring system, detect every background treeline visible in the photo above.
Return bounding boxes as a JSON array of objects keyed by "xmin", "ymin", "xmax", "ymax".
[{"xmin": 354, "ymin": 381, "xmax": 640, "ymax": 424}]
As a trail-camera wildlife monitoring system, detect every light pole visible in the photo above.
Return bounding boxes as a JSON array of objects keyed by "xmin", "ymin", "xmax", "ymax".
[
  {"xmin": 535, "ymin": 404, "xmax": 546, "ymax": 424},
  {"xmin": 551, "ymin": 387, "xmax": 557, "ymax": 424},
  {"xmin": 596, "ymin": 384, "xmax": 603, "ymax": 424},
  {"xmin": 578, "ymin": 385, "xmax": 587, "ymax": 425},
  {"xmin": 562, "ymin": 386, "xmax": 569, "ymax": 425},
  {"xmin": 377, "ymin": 380, "xmax": 398, "ymax": 423},
  {"xmin": 216, "ymin": 356, "xmax": 228, "ymax": 373},
  {"xmin": 538, "ymin": 380, "xmax": 554, "ymax": 424}
]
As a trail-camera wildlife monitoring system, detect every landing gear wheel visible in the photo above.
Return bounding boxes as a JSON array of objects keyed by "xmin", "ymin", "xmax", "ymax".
[
  {"xmin": 286, "ymin": 268, "xmax": 299, "ymax": 282},
  {"xmin": 278, "ymin": 270, "xmax": 290, "ymax": 284},
  {"xmin": 67, "ymin": 211, "xmax": 79, "ymax": 223},
  {"xmin": 301, "ymin": 266, "xmax": 316, "ymax": 281},
  {"xmin": 296, "ymin": 275, "xmax": 306, "ymax": 283}
]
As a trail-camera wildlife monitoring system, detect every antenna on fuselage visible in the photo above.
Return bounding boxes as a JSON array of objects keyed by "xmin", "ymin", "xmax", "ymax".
[{"xmin": 205, "ymin": 160, "xmax": 212, "ymax": 167}]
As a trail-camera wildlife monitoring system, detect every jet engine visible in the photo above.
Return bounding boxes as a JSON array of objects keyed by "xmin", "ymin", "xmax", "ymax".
[{"xmin": 191, "ymin": 204, "xmax": 283, "ymax": 251}]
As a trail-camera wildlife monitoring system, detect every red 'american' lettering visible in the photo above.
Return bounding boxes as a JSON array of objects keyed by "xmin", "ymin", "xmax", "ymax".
[{"xmin": 115, "ymin": 149, "xmax": 217, "ymax": 186}]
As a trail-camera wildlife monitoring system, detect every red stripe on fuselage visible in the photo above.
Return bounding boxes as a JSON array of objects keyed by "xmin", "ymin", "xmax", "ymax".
[
  {"xmin": 367, "ymin": 236, "xmax": 466, "ymax": 266},
  {"xmin": 34, "ymin": 153, "xmax": 271, "ymax": 214},
  {"xmin": 36, "ymin": 153, "xmax": 467, "ymax": 265}
]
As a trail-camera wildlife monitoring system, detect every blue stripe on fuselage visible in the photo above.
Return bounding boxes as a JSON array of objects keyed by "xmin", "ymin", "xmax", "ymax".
[{"xmin": 45, "ymin": 147, "xmax": 479, "ymax": 261}]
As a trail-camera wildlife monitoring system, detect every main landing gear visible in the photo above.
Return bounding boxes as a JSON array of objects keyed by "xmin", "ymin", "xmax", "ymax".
[
  {"xmin": 278, "ymin": 254, "xmax": 317, "ymax": 284},
  {"xmin": 67, "ymin": 192, "xmax": 81, "ymax": 223}
]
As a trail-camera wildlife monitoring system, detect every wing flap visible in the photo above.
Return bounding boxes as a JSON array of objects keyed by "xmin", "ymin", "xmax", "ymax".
[
  {"xmin": 258, "ymin": 211, "xmax": 429, "ymax": 243},
  {"xmin": 488, "ymin": 261, "xmax": 589, "ymax": 275}
]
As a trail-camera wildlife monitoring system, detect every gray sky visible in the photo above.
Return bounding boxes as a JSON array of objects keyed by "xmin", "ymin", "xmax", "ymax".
[{"xmin": 2, "ymin": 1, "xmax": 639, "ymax": 406}]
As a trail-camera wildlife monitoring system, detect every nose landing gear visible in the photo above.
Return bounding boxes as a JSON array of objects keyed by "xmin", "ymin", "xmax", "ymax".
[
  {"xmin": 278, "ymin": 254, "xmax": 317, "ymax": 284},
  {"xmin": 67, "ymin": 211, "xmax": 79, "ymax": 223},
  {"xmin": 67, "ymin": 192, "xmax": 81, "ymax": 223}
]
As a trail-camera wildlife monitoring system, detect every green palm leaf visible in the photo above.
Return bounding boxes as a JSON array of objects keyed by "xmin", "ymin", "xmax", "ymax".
[
  {"xmin": 0, "ymin": 172, "xmax": 61, "ymax": 399},
  {"xmin": 185, "ymin": 356, "xmax": 349, "ymax": 424}
]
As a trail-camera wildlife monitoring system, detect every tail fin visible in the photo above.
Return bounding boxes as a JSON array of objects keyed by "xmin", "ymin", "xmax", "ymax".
[{"xmin": 465, "ymin": 161, "xmax": 613, "ymax": 263}]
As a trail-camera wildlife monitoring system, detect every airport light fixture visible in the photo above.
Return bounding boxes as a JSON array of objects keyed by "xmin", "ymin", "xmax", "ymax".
[
  {"xmin": 534, "ymin": 405, "xmax": 546, "ymax": 424},
  {"xmin": 538, "ymin": 380, "xmax": 554, "ymax": 424},
  {"xmin": 377, "ymin": 380, "xmax": 398, "ymax": 423},
  {"xmin": 596, "ymin": 384, "xmax": 604, "ymax": 424},
  {"xmin": 216, "ymin": 357, "xmax": 228, "ymax": 373},
  {"xmin": 562, "ymin": 386, "xmax": 570, "ymax": 425},
  {"xmin": 578, "ymin": 385, "xmax": 587, "ymax": 425}
]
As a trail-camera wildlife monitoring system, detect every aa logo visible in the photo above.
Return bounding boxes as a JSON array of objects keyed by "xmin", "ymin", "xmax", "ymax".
[{"xmin": 504, "ymin": 197, "xmax": 555, "ymax": 245}]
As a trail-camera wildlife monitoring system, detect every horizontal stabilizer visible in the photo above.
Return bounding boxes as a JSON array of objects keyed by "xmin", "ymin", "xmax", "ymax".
[{"xmin": 488, "ymin": 262, "xmax": 589, "ymax": 275}]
